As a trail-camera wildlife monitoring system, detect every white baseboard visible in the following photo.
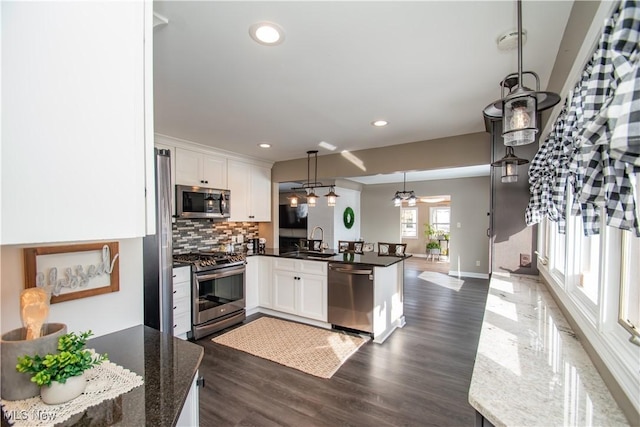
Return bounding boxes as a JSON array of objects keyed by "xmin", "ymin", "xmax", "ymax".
[
  {"xmin": 372, "ymin": 316, "xmax": 406, "ymax": 344},
  {"xmin": 448, "ymin": 270, "xmax": 490, "ymax": 279}
]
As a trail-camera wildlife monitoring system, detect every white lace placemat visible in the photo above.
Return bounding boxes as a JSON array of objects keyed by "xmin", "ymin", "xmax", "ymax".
[{"xmin": 1, "ymin": 356, "xmax": 144, "ymax": 427}]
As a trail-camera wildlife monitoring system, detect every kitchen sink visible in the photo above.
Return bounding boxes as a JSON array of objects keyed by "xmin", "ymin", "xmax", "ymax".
[{"xmin": 281, "ymin": 250, "xmax": 336, "ymax": 259}]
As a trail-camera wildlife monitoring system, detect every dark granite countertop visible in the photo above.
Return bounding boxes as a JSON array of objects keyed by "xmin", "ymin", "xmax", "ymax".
[
  {"xmin": 248, "ymin": 248, "xmax": 409, "ymax": 267},
  {"xmin": 63, "ymin": 325, "xmax": 202, "ymax": 427}
]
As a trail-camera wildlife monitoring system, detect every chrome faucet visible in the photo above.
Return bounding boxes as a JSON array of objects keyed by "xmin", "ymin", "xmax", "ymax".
[{"xmin": 309, "ymin": 226, "xmax": 324, "ymax": 250}]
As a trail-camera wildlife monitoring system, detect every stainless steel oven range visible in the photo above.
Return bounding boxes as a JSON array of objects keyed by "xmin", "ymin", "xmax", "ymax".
[{"xmin": 173, "ymin": 252, "xmax": 246, "ymax": 340}]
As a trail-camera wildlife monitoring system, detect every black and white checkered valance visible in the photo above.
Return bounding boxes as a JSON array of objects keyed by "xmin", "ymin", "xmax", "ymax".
[{"xmin": 527, "ymin": 0, "xmax": 640, "ymax": 237}]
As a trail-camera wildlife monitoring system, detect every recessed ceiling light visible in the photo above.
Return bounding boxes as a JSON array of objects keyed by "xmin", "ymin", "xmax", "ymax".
[
  {"xmin": 258, "ymin": 142, "xmax": 271, "ymax": 148},
  {"xmin": 249, "ymin": 22, "xmax": 285, "ymax": 46},
  {"xmin": 372, "ymin": 120, "xmax": 388, "ymax": 127}
]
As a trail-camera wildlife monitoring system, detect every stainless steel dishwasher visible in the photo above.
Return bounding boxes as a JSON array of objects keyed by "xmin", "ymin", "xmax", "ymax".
[{"xmin": 328, "ymin": 263, "xmax": 374, "ymax": 334}]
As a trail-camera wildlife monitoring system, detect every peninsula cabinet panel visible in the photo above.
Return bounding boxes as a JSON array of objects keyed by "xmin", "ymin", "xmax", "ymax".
[
  {"xmin": 1, "ymin": 1, "xmax": 150, "ymax": 244},
  {"xmin": 175, "ymin": 148, "xmax": 227, "ymax": 189}
]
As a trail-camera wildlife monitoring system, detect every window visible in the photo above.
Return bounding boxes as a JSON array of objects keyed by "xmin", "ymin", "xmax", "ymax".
[
  {"xmin": 620, "ymin": 230, "xmax": 640, "ymax": 343},
  {"xmin": 539, "ymin": 197, "xmax": 640, "ymax": 406},
  {"xmin": 430, "ymin": 207, "xmax": 450, "ymax": 235},
  {"xmin": 567, "ymin": 204, "xmax": 602, "ymax": 311},
  {"xmin": 400, "ymin": 208, "xmax": 417, "ymax": 238}
]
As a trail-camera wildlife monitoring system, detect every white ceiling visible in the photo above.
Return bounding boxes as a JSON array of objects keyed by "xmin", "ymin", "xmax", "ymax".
[{"xmin": 153, "ymin": 1, "xmax": 574, "ymax": 165}]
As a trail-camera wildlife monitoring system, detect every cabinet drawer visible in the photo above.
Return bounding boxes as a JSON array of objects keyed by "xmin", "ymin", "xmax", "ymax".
[
  {"xmin": 173, "ymin": 266, "xmax": 191, "ymax": 283},
  {"xmin": 300, "ymin": 260, "xmax": 327, "ymax": 275},
  {"xmin": 173, "ymin": 282, "xmax": 190, "ymax": 300},
  {"xmin": 173, "ymin": 296, "xmax": 190, "ymax": 316},
  {"xmin": 273, "ymin": 258, "xmax": 298, "ymax": 272},
  {"xmin": 173, "ymin": 312, "xmax": 191, "ymax": 336}
]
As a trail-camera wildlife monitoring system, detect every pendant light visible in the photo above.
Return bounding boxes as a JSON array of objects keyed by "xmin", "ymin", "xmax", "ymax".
[
  {"xmin": 392, "ymin": 173, "xmax": 417, "ymax": 207},
  {"xmin": 288, "ymin": 193, "xmax": 300, "ymax": 208},
  {"xmin": 324, "ymin": 186, "xmax": 339, "ymax": 207},
  {"xmin": 290, "ymin": 150, "xmax": 339, "ymax": 207},
  {"xmin": 491, "ymin": 146, "xmax": 529, "ymax": 183},
  {"xmin": 482, "ymin": 0, "xmax": 560, "ymax": 146}
]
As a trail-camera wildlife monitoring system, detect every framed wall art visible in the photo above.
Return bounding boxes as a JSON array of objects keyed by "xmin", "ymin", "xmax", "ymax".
[{"xmin": 24, "ymin": 242, "xmax": 120, "ymax": 304}]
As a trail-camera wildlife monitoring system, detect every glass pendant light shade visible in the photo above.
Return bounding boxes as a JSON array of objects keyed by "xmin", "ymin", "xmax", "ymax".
[
  {"xmin": 288, "ymin": 194, "xmax": 299, "ymax": 208},
  {"xmin": 393, "ymin": 192, "xmax": 402, "ymax": 207},
  {"xmin": 503, "ymin": 93, "xmax": 537, "ymax": 146},
  {"xmin": 307, "ymin": 189, "xmax": 318, "ymax": 207},
  {"xmin": 324, "ymin": 186, "xmax": 339, "ymax": 207},
  {"xmin": 491, "ymin": 146, "xmax": 529, "ymax": 183},
  {"xmin": 407, "ymin": 193, "xmax": 417, "ymax": 207},
  {"xmin": 502, "ymin": 161, "xmax": 519, "ymax": 183}
]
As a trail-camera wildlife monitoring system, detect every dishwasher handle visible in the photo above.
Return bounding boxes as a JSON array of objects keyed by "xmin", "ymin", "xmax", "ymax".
[{"xmin": 329, "ymin": 265, "xmax": 373, "ymax": 275}]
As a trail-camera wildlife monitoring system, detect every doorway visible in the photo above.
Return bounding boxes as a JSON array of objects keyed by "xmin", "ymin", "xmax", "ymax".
[{"xmin": 401, "ymin": 195, "xmax": 451, "ymax": 273}]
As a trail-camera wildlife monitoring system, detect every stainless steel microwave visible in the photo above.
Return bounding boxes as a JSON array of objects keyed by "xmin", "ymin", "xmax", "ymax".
[{"xmin": 176, "ymin": 185, "xmax": 230, "ymax": 219}]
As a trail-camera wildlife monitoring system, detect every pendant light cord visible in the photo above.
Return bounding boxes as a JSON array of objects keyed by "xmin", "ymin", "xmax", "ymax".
[{"xmin": 517, "ymin": 0, "xmax": 523, "ymax": 89}]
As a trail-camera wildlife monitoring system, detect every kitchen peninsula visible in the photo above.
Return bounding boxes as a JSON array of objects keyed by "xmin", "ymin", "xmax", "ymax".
[{"xmin": 246, "ymin": 249, "xmax": 407, "ymax": 343}]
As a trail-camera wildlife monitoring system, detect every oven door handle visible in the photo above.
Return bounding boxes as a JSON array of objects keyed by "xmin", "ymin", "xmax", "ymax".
[{"xmin": 196, "ymin": 266, "xmax": 245, "ymax": 282}]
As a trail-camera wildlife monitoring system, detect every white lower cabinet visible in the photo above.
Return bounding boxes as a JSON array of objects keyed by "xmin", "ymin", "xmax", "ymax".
[
  {"xmin": 172, "ymin": 266, "xmax": 192, "ymax": 339},
  {"xmin": 176, "ymin": 371, "xmax": 200, "ymax": 427},
  {"xmin": 272, "ymin": 258, "xmax": 327, "ymax": 322},
  {"xmin": 246, "ymin": 256, "xmax": 272, "ymax": 311},
  {"xmin": 245, "ymin": 257, "xmax": 259, "ymax": 310},
  {"xmin": 257, "ymin": 257, "xmax": 273, "ymax": 309}
]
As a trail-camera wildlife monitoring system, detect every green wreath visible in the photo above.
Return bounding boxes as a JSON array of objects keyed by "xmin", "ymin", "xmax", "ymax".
[{"xmin": 343, "ymin": 207, "xmax": 355, "ymax": 229}]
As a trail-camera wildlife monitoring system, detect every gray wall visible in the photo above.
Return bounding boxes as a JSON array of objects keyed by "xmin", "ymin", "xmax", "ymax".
[{"xmin": 361, "ymin": 176, "xmax": 490, "ymax": 276}]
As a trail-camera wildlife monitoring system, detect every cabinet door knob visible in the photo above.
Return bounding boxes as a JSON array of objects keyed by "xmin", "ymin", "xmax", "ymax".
[
  {"xmin": 173, "ymin": 306, "xmax": 177, "ymax": 310},
  {"xmin": 205, "ymin": 180, "xmax": 208, "ymax": 184}
]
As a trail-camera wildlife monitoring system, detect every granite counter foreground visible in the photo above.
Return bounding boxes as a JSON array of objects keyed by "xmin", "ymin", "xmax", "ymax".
[
  {"xmin": 0, "ymin": 325, "xmax": 203, "ymax": 427},
  {"xmin": 86, "ymin": 325, "xmax": 203, "ymax": 427},
  {"xmin": 468, "ymin": 274, "xmax": 628, "ymax": 427}
]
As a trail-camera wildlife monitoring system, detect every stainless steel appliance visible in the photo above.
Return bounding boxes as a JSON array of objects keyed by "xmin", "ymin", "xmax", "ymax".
[
  {"xmin": 328, "ymin": 263, "xmax": 374, "ymax": 334},
  {"xmin": 176, "ymin": 185, "xmax": 230, "ymax": 219},
  {"xmin": 173, "ymin": 252, "xmax": 246, "ymax": 339},
  {"xmin": 143, "ymin": 149, "xmax": 174, "ymax": 333}
]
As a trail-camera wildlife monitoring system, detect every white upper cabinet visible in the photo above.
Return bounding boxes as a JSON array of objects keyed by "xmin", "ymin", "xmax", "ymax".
[
  {"xmin": 228, "ymin": 160, "xmax": 271, "ymax": 222},
  {"xmin": 1, "ymin": 1, "xmax": 151, "ymax": 244},
  {"xmin": 175, "ymin": 148, "xmax": 227, "ymax": 189}
]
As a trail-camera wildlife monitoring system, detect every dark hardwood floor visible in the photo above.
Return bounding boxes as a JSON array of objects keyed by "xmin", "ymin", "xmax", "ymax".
[{"xmin": 195, "ymin": 260, "xmax": 490, "ymax": 426}]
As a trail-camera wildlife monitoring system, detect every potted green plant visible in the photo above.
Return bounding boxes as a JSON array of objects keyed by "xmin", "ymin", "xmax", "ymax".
[
  {"xmin": 426, "ymin": 241, "xmax": 441, "ymax": 252},
  {"xmin": 16, "ymin": 330, "xmax": 107, "ymax": 405}
]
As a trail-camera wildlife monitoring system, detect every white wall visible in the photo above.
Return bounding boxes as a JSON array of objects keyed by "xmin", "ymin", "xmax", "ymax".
[
  {"xmin": 0, "ymin": 238, "xmax": 143, "ymax": 338},
  {"xmin": 333, "ymin": 187, "xmax": 361, "ymax": 245},
  {"xmin": 306, "ymin": 186, "xmax": 361, "ymax": 250}
]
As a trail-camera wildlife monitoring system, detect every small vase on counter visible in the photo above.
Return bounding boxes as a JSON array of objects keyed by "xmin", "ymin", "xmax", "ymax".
[{"xmin": 40, "ymin": 374, "xmax": 87, "ymax": 405}]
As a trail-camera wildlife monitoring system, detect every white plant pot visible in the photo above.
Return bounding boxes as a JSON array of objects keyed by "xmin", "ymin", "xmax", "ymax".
[{"xmin": 40, "ymin": 374, "xmax": 87, "ymax": 405}]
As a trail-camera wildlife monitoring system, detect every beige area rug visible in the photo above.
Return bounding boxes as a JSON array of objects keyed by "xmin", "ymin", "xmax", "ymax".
[
  {"xmin": 212, "ymin": 317, "xmax": 368, "ymax": 378},
  {"xmin": 418, "ymin": 271, "xmax": 465, "ymax": 291}
]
